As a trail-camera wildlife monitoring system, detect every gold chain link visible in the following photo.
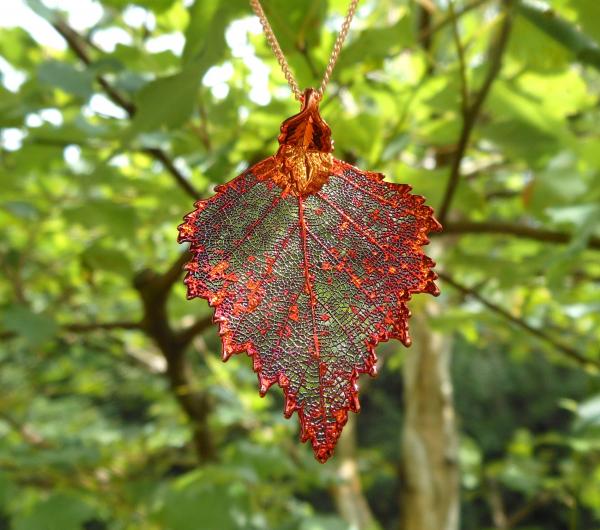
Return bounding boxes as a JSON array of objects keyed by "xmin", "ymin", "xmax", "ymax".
[{"xmin": 249, "ymin": 0, "xmax": 360, "ymax": 101}]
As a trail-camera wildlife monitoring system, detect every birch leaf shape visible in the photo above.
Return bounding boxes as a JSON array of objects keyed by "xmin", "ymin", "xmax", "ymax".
[{"xmin": 178, "ymin": 89, "xmax": 441, "ymax": 462}]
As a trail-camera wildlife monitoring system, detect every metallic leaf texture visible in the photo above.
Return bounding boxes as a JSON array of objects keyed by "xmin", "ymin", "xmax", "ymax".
[{"xmin": 178, "ymin": 90, "xmax": 441, "ymax": 462}]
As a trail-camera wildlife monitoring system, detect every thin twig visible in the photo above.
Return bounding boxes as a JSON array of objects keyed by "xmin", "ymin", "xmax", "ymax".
[
  {"xmin": 158, "ymin": 251, "xmax": 191, "ymax": 293},
  {"xmin": 448, "ymin": 0, "xmax": 470, "ymax": 116},
  {"xmin": 439, "ymin": 220, "xmax": 600, "ymax": 250},
  {"xmin": 438, "ymin": 271, "xmax": 599, "ymax": 369},
  {"xmin": 297, "ymin": 44, "xmax": 320, "ymax": 81},
  {"xmin": 194, "ymin": 96, "xmax": 212, "ymax": 152},
  {"xmin": 0, "ymin": 412, "xmax": 51, "ymax": 448},
  {"xmin": 505, "ymin": 492, "xmax": 552, "ymax": 528},
  {"xmin": 1, "ymin": 258, "xmax": 28, "ymax": 305},
  {"xmin": 144, "ymin": 148, "xmax": 200, "ymax": 200},
  {"xmin": 437, "ymin": 2, "xmax": 513, "ymax": 224},
  {"xmin": 417, "ymin": 0, "xmax": 434, "ymax": 53},
  {"xmin": 52, "ymin": 20, "xmax": 135, "ymax": 115},
  {"xmin": 486, "ymin": 478, "xmax": 509, "ymax": 529},
  {"xmin": 52, "ymin": 19, "xmax": 201, "ymax": 200},
  {"xmin": 47, "ymin": 15, "xmax": 215, "ymax": 463},
  {"xmin": 134, "ymin": 264, "xmax": 216, "ymax": 462},
  {"xmin": 65, "ymin": 321, "xmax": 141, "ymax": 332},
  {"xmin": 0, "ymin": 320, "xmax": 141, "ymax": 341},
  {"xmin": 179, "ymin": 316, "xmax": 214, "ymax": 349},
  {"xmin": 421, "ymin": 0, "xmax": 490, "ymax": 42}
]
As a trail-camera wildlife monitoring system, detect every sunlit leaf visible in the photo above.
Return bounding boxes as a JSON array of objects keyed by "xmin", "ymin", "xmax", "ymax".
[{"xmin": 129, "ymin": 64, "xmax": 202, "ymax": 134}]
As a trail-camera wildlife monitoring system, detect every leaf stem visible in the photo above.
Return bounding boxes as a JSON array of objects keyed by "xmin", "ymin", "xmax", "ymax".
[
  {"xmin": 438, "ymin": 271, "xmax": 599, "ymax": 369},
  {"xmin": 437, "ymin": 1, "xmax": 513, "ymax": 225}
]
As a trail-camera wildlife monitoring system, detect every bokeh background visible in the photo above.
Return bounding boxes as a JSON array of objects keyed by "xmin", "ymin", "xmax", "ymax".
[{"xmin": 1, "ymin": 0, "xmax": 600, "ymax": 529}]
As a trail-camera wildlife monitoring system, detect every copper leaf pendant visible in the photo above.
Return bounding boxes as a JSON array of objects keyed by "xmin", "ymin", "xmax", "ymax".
[{"xmin": 178, "ymin": 89, "xmax": 441, "ymax": 462}]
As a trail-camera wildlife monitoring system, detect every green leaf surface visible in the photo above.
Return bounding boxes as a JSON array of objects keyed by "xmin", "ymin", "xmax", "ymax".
[
  {"xmin": 157, "ymin": 470, "xmax": 251, "ymax": 530},
  {"xmin": 129, "ymin": 64, "xmax": 202, "ymax": 135},
  {"xmin": 81, "ymin": 243, "xmax": 133, "ymax": 275},
  {"xmin": 63, "ymin": 199, "xmax": 138, "ymax": 239},
  {"xmin": 1, "ymin": 305, "xmax": 57, "ymax": 346},
  {"xmin": 14, "ymin": 493, "xmax": 96, "ymax": 530},
  {"xmin": 38, "ymin": 61, "xmax": 94, "ymax": 99},
  {"xmin": 336, "ymin": 12, "xmax": 412, "ymax": 71}
]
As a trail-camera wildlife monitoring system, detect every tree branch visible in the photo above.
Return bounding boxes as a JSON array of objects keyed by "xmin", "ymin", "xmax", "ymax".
[
  {"xmin": 52, "ymin": 20, "xmax": 135, "ymax": 115},
  {"xmin": 179, "ymin": 316, "xmax": 213, "ymax": 349},
  {"xmin": 330, "ymin": 415, "xmax": 381, "ymax": 530},
  {"xmin": 486, "ymin": 478, "xmax": 509, "ymax": 529},
  {"xmin": 439, "ymin": 220, "xmax": 600, "ymax": 250},
  {"xmin": 134, "ymin": 265, "xmax": 216, "ymax": 463},
  {"xmin": 330, "ymin": 414, "xmax": 381, "ymax": 530},
  {"xmin": 417, "ymin": 0, "xmax": 434, "ymax": 60},
  {"xmin": 144, "ymin": 147, "xmax": 201, "ymax": 201},
  {"xmin": 167, "ymin": 250, "xmax": 193, "ymax": 286},
  {"xmin": 0, "ymin": 320, "xmax": 141, "ymax": 341},
  {"xmin": 0, "ymin": 262, "xmax": 210, "ymax": 459},
  {"xmin": 65, "ymin": 321, "xmax": 141, "ymax": 332},
  {"xmin": 0, "ymin": 412, "xmax": 51, "ymax": 449},
  {"xmin": 48, "ymin": 13, "xmax": 216, "ymax": 465},
  {"xmin": 448, "ymin": 0, "xmax": 469, "ymax": 117},
  {"xmin": 51, "ymin": 19, "xmax": 201, "ymax": 200},
  {"xmin": 437, "ymin": 2, "xmax": 513, "ymax": 224},
  {"xmin": 297, "ymin": 44, "xmax": 320, "ymax": 82},
  {"xmin": 505, "ymin": 492, "xmax": 552, "ymax": 528},
  {"xmin": 420, "ymin": 0, "xmax": 490, "ymax": 43},
  {"xmin": 438, "ymin": 271, "xmax": 599, "ymax": 369}
]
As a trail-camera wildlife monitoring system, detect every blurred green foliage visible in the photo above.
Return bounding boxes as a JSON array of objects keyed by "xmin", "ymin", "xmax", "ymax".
[{"xmin": 1, "ymin": 0, "xmax": 600, "ymax": 529}]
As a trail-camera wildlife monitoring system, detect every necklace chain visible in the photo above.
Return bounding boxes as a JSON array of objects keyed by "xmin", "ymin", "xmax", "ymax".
[{"xmin": 249, "ymin": 0, "xmax": 359, "ymax": 101}]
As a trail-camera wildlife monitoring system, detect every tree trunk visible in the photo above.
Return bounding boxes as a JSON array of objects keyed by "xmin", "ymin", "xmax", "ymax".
[
  {"xmin": 399, "ymin": 301, "xmax": 459, "ymax": 530},
  {"xmin": 331, "ymin": 414, "xmax": 381, "ymax": 530}
]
